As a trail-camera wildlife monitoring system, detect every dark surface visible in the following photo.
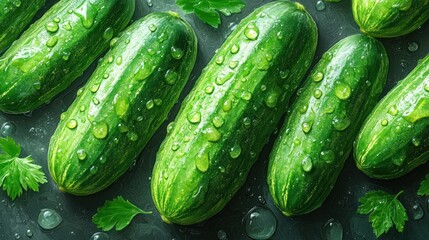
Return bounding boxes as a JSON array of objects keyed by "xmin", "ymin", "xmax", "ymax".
[{"xmin": 1, "ymin": 0, "xmax": 429, "ymax": 239}]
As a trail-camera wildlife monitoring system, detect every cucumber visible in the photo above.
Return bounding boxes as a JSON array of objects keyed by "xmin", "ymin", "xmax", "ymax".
[
  {"xmin": 355, "ymin": 53, "xmax": 429, "ymax": 179},
  {"xmin": 48, "ymin": 12, "xmax": 197, "ymax": 196},
  {"xmin": 0, "ymin": 0, "xmax": 46, "ymax": 52},
  {"xmin": 352, "ymin": 0, "xmax": 429, "ymax": 38},
  {"xmin": 151, "ymin": 1, "xmax": 318, "ymax": 225},
  {"xmin": 0, "ymin": 0, "xmax": 135, "ymax": 114},
  {"xmin": 267, "ymin": 34, "xmax": 389, "ymax": 216}
]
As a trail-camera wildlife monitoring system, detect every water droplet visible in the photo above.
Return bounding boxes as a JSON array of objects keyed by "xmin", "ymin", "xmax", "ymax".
[
  {"xmin": 280, "ymin": 70, "xmax": 289, "ymax": 79},
  {"xmin": 127, "ymin": 131, "xmax": 139, "ymax": 141},
  {"xmin": 146, "ymin": 0, "xmax": 153, "ymax": 7},
  {"xmin": 320, "ymin": 150, "xmax": 335, "ymax": 164},
  {"xmin": 265, "ymin": 91, "xmax": 281, "ymax": 108},
  {"xmin": 231, "ymin": 44, "xmax": 240, "ymax": 54},
  {"xmin": 154, "ymin": 99, "xmax": 162, "ymax": 106},
  {"xmin": 324, "ymin": 218, "xmax": 343, "ymax": 240},
  {"xmin": 205, "ymin": 85, "xmax": 215, "ymax": 94},
  {"xmin": 381, "ymin": 119, "xmax": 388, "ymax": 126},
  {"xmin": 165, "ymin": 70, "xmax": 178, "ymax": 85},
  {"xmin": 25, "ymin": 229, "xmax": 33, "ymax": 237},
  {"xmin": 46, "ymin": 36, "xmax": 58, "ymax": 47},
  {"xmin": 90, "ymin": 84, "xmax": 99, "ymax": 93},
  {"xmin": 241, "ymin": 91, "xmax": 252, "ymax": 101},
  {"xmin": 302, "ymin": 122, "xmax": 312, "ymax": 133},
  {"xmin": 90, "ymin": 232, "xmax": 110, "ymax": 240},
  {"xmin": 135, "ymin": 64, "xmax": 154, "ymax": 81},
  {"xmin": 388, "ymin": 106, "xmax": 399, "ymax": 116},
  {"xmin": 110, "ymin": 37, "xmax": 118, "ymax": 48},
  {"xmin": 113, "ymin": 94, "xmax": 129, "ymax": 118},
  {"xmin": 146, "ymin": 100, "xmax": 154, "ymax": 110},
  {"xmin": 215, "ymin": 55, "xmax": 225, "ymax": 65},
  {"xmin": 38, "ymin": 209, "xmax": 62, "ymax": 230},
  {"xmin": 77, "ymin": 149, "xmax": 87, "ymax": 160},
  {"xmin": 316, "ymin": 0, "xmax": 326, "ymax": 11},
  {"xmin": 157, "ymin": 32, "xmax": 168, "ymax": 43},
  {"xmin": 412, "ymin": 202, "xmax": 424, "ymax": 220},
  {"xmin": 217, "ymin": 230, "xmax": 227, "ymax": 240},
  {"xmin": 14, "ymin": 233, "xmax": 20, "ymax": 239},
  {"xmin": 244, "ymin": 23, "xmax": 259, "ymax": 40},
  {"xmin": 229, "ymin": 60, "xmax": 239, "ymax": 69},
  {"xmin": 332, "ymin": 115, "xmax": 351, "ymax": 131},
  {"xmin": 92, "ymin": 122, "xmax": 108, "ymax": 139},
  {"xmin": 62, "ymin": 20, "xmax": 72, "ymax": 31},
  {"xmin": 93, "ymin": 98, "xmax": 100, "ymax": 105},
  {"xmin": 90, "ymin": 166, "xmax": 98, "ymax": 174},
  {"xmin": 12, "ymin": 0, "xmax": 21, "ymax": 7},
  {"xmin": 66, "ymin": 119, "xmax": 78, "ymax": 129},
  {"xmin": 335, "ymin": 83, "xmax": 352, "ymax": 100},
  {"xmin": 148, "ymin": 24, "xmax": 157, "ymax": 32},
  {"xmin": 99, "ymin": 156, "xmax": 107, "ymax": 164},
  {"xmin": 195, "ymin": 150, "xmax": 210, "ymax": 172},
  {"xmin": 244, "ymin": 207, "xmax": 277, "ymax": 240},
  {"xmin": 171, "ymin": 47, "xmax": 184, "ymax": 60},
  {"xmin": 1, "ymin": 122, "xmax": 16, "ymax": 136},
  {"xmin": 301, "ymin": 157, "xmax": 313, "ymax": 172},
  {"xmin": 187, "ymin": 111, "xmax": 201, "ymax": 124},
  {"xmin": 408, "ymin": 42, "xmax": 419, "ymax": 52},
  {"xmin": 210, "ymin": 116, "xmax": 224, "ymax": 128},
  {"xmin": 314, "ymin": 89, "xmax": 323, "ymax": 99},
  {"xmin": 73, "ymin": 0, "xmax": 98, "ymax": 29},
  {"xmin": 412, "ymin": 137, "xmax": 421, "ymax": 147},
  {"xmin": 103, "ymin": 27, "xmax": 114, "ymax": 40},
  {"xmin": 116, "ymin": 56, "xmax": 123, "ymax": 65},
  {"xmin": 222, "ymin": 99, "xmax": 232, "ymax": 112},
  {"xmin": 46, "ymin": 22, "xmax": 59, "ymax": 33},
  {"xmin": 204, "ymin": 127, "xmax": 221, "ymax": 142},
  {"xmin": 424, "ymin": 83, "xmax": 429, "ymax": 92},
  {"xmin": 312, "ymin": 72, "xmax": 324, "ymax": 82},
  {"xmin": 229, "ymin": 144, "xmax": 242, "ymax": 159},
  {"xmin": 215, "ymin": 72, "xmax": 234, "ymax": 86}
]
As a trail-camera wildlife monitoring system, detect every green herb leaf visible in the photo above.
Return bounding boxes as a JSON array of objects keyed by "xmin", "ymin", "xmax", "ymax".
[
  {"xmin": 417, "ymin": 174, "xmax": 429, "ymax": 196},
  {"xmin": 92, "ymin": 196, "xmax": 152, "ymax": 231},
  {"xmin": 0, "ymin": 137, "xmax": 47, "ymax": 200},
  {"xmin": 176, "ymin": 0, "xmax": 246, "ymax": 28},
  {"xmin": 357, "ymin": 190, "xmax": 408, "ymax": 238}
]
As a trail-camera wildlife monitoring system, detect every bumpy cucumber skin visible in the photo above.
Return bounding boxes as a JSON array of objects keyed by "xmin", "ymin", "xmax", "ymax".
[
  {"xmin": 352, "ymin": 0, "xmax": 429, "ymax": 38},
  {"xmin": 355, "ymin": 54, "xmax": 429, "ymax": 179},
  {"xmin": 48, "ymin": 12, "xmax": 197, "ymax": 196},
  {"xmin": 0, "ymin": 0, "xmax": 135, "ymax": 114},
  {"xmin": 267, "ymin": 34, "xmax": 389, "ymax": 216},
  {"xmin": 151, "ymin": 1, "xmax": 318, "ymax": 225},
  {"xmin": 0, "ymin": 0, "xmax": 46, "ymax": 52}
]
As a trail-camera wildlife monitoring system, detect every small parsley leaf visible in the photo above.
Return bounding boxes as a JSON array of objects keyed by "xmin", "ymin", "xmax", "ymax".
[
  {"xmin": 0, "ymin": 137, "xmax": 47, "ymax": 200},
  {"xmin": 176, "ymin": 0, "xmax": 246, "ymax": 28},
  {"xmin": 417, "ymin": 174, "xmax": 429, "ymax": 196},
  {"xmin": 357, "ymin": 190, "xmax": 408, "ymax": 238},
  {"xmin": 92, "ymin": 196, "xmax": 152, "ymax": 231}
]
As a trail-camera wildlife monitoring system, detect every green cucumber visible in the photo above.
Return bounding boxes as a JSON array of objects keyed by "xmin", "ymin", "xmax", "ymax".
[
  {"xmin": 355, "ymin": 53, "xmax": 429, "ymax": 179},
  {"xmin": 267, "ymin": 34, "xmax": 389, "ymax": 216},
  {"xmin": 0, "ymin": 0, "xmax": 135, "ymax": 114},
  {"xmin": 151, "ymin": 1, "xmax": 318, "ymax": 225},
  {"xmin": 352, "ymin": 0, "xmax": 429, "ymax": 38},
  {"xmin": 48, "ymin": 12, "xmax": 197, "ymax": 196},
  {"xmin": 0, "ymin": 0, "xmax": 46, "ymax": 52}
]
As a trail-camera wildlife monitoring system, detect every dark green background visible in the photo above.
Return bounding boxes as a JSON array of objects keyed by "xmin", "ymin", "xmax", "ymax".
[{"xmin": 1, "ymin": 0, "xmax": 428, "ymax": 239}]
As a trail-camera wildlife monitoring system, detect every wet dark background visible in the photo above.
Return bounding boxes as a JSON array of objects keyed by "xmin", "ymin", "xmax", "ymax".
[{"xmin": 1, "ymin": 0, "xmax": 429, "ymax": 239}]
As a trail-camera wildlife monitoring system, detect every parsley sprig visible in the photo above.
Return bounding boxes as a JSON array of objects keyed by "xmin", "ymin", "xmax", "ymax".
[
  {"xmin": 0, "ymin": 137, "xmax": 47, "ymax": 200},
  {"xmin": 357, "ymin": 190, "xmax": 408, "ymax": 238},
  {"xmin": 176, "ymin": 0, "xmax": 246, "ymax": 28},
  {"xmin": 92, "ymin": 196, "xmax": 152, "ymax": 231}
]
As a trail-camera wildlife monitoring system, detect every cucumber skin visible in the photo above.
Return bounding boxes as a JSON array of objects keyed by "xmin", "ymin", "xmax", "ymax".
[
  {"xmin": 48, "ymin": 12, "xmax": 197, "ymax": 196},
  {"xmin": 352, "ymin": 0, "xmax": 429, "ymax": 38},
  {"xmin": 151, "ymin": 1, "xmax": 318, "ymax": 225},
  {"xmin": 355, "ymin": 54, "xmax": 429, "ymax": 179},
  {"xmin": 0, "ymin": 0, "xmax": 135, "ymax": 114},
  {"xmin": 267, "ymin": 34, "xmax": 389, "ymax": 216},
  {"xmin": 0, "ymin": 0, "xmax": 46, "ymax": 52}
]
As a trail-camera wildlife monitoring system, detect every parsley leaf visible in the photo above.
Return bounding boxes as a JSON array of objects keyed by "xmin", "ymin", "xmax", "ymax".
[
  {"xmin": 176, "ymin": 0, "xmax": 246, "ymax": 28},
  {"xmin": 0, "ymin": 137, "xmax": 47, "ymax": 200},
  {"xmin": 357, "ymin": 190, "xmax": 408, "ymax": 238},
  {"xmin": 92, "ymin": 196, "xmax": 152, "ymax": 231},
  {"xmin": 417, "ymin": 174, "xmax": 429, "ymax": 196}
]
